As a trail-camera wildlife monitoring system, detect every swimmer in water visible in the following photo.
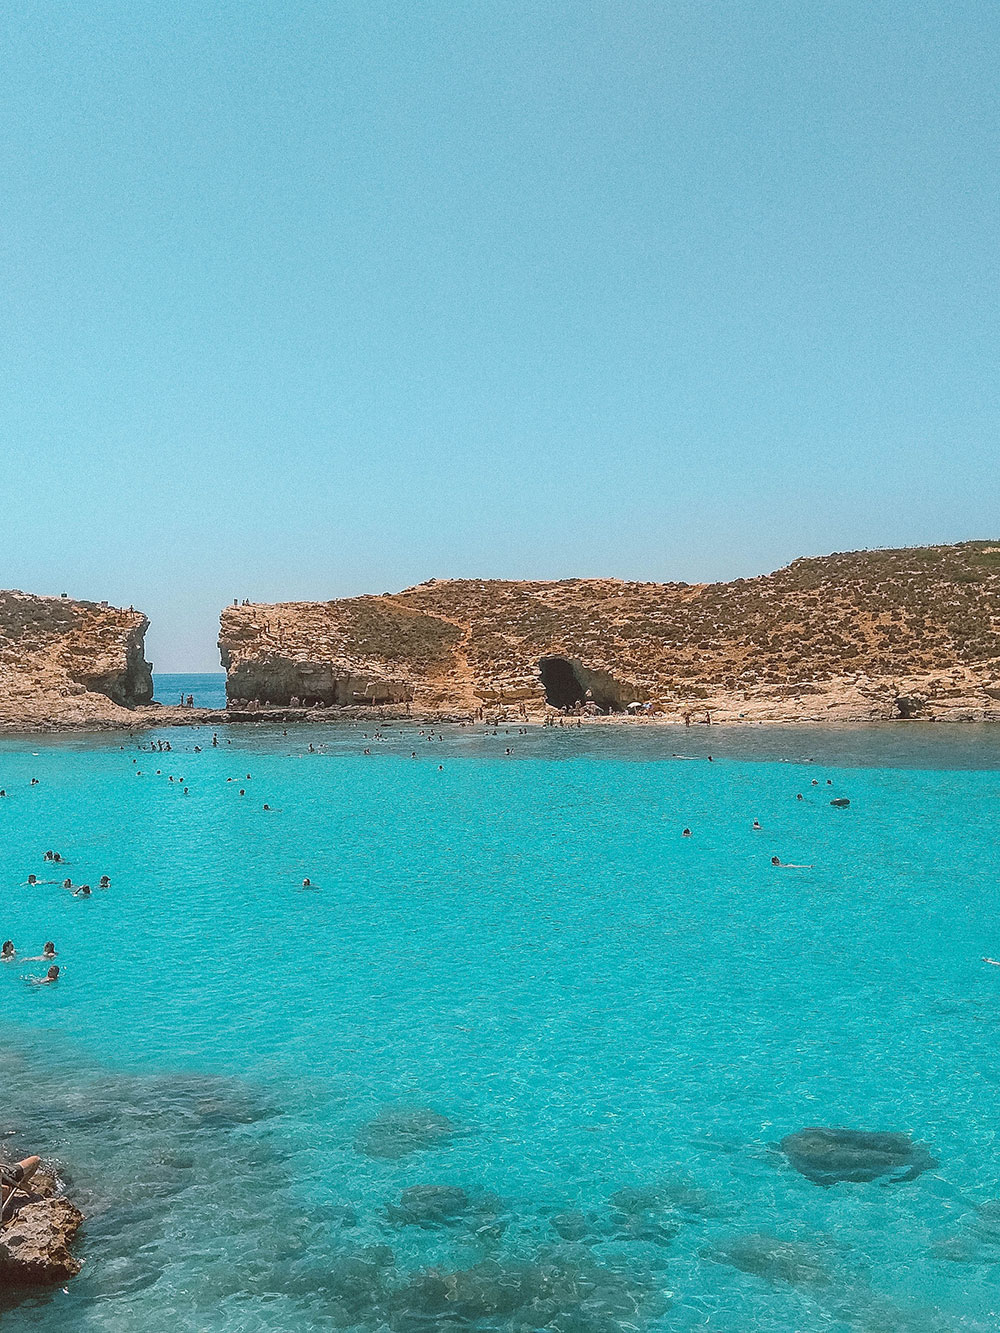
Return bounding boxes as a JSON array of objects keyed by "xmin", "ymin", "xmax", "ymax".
[
  {"xmin": 984, "ymin": 957, "xmax": 1000, "ymax": 967},
  {"xmin": 300, "ymin": 878, "xmax": 319, "ymax": 890},
  {"xmin": 26, "ymin": 874, "xmax": 37, "ymax": 886},
  {"xmin": 30, "ymin": 966, "xmax": 59, "ymax": 985},
  {"xmin": 62, "ymin": 879, "xmax": 72, "ymax": 889},
  {"xmin": 771, "ymin": 856, "xmax": 813, "ymax": 868},
  {"xmin": 99, "ymin": 875, "xmax": 110, "ymax": 888},
  {"xmin": 24, "ymin": 943, "xmax": 56, "ymax": 961},
  {"xmin": 682, "ymin": 828, "xmax": 692, "ymax": 838},
  {"xmin": 73, "ymin": 885, "xmax": 92, "ymax": 897},
  {"xmin": 1, "ymin": 941, "xmax": 15, "ymax": 960},
  {"xmin": 752, "ymin": 819, "xmax": 761, "ymax": 830}
]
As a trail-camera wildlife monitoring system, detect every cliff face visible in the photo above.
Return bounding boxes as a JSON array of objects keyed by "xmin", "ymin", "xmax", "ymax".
[
  {"xmin": 0, "ymin": 591, "xmax": 153, "ymax": 730},
  {"xmin": 217, "ymin": 542, "xmax": 1000, "ymax": 723}
]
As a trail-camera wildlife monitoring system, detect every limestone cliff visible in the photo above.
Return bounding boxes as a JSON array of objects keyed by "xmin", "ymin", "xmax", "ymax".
[
  {"xmin": 0, "ymin": 591, "xmax": 153, "ymax": 730},
  {"xmin": 217, "ymin": 542, "xmax": 1000, "ymax": 723}
]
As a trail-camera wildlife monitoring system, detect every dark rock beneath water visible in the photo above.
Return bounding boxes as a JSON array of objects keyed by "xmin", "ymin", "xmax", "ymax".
[
  {"xmin": 550, "ymin": 1210, "xmax": 593, "ymax": 1242},
  {"xmin": 388, "ymin": 1250, "xmax": 662, "ymax": 1333},
  {"xmin": 703, "ymin": 1232, "xmax": 831, "ymax": 1287},
  {"xmin": 355, "ymin": 1108, "xmax": 459, "ymax": 1160},
  {"xmin": 779, "ymin": 1127, "xmax": 937, "ymax": 1186},
  {"xmin": 387, "ymin": 1184, "xmax": 507, "ymax": 1236}
]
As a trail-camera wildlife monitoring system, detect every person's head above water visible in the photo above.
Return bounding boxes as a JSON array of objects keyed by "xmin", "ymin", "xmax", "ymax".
[
  {"xmin": 27, "ymin": 874, "xmax": 37, "ymax": 885},
  {"xmin": 99, "ymin": 876, "xmax": 110, "ymax": 887},
  {"xmin": 1, "ymin": 941, "xmax": 14, "ymax": 957},
  {"xmin": 62, "ymin": 879, "xmax": 71, "ymax": 888},
  {"xmin": 43, "ymin": 942, "xmax": 55, "ymax": 957},
  {"xmin": 46, "ymin": 965, "xmax": 59, "ymax": 980},
  {"xmin": 771, "ymin": 856, "xmax": 781, "ymax": 865}
]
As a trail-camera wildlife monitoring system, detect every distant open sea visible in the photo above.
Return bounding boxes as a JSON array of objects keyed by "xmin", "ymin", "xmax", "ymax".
[
  {"xmin": 2, "ymin": 722, "xmax": 1000, "ymax": 1332},
  {"xmin": 153, "ymin": 671, "xmax": 228, "ymax": 709}
]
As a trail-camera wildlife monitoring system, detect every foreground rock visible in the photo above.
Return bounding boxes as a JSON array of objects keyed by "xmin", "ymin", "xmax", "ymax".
[
  {"xmin": 779, "ymin": 1127, "xmax": 937, "ymax": 1186},
  {"xmin": 0, "ymin": 1162, "xmax": 83, "ymax": 1288},
  {"xmin": 218, "ymin": 541, "xmax": 1000, "ymax": 723},
  {"xmin": 0, "ymin": 589, "xmax": 152, "ymax": 731}
]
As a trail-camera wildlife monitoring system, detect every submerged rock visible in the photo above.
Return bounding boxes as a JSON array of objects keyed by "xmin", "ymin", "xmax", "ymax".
[
  {"xmin": 355, "ymin": 1108, "xmax": 459, "ymax": 1160},
  {"xmin": 703, "ymin": 1232, "xmax": 831, "ymax": 1287},
  {"xmin": 550, "ymin": 1210, "xmax": 593, "ymax": 1242},
  {"xmin": 779, "ymin": 1128, "xmax": 937, "ymax": 1186},
  {"xmin": 388, "ymin": 1249, "xmax": 661, "ymax": 1333}
]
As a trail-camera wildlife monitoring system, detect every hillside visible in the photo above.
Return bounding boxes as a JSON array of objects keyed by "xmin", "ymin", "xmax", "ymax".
[{"xmin": 218, "ymin": 542, "xmax": 1000, "ymax": 723}]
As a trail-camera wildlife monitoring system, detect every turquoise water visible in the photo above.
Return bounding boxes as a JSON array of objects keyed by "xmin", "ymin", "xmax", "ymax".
[
  {"xmin": 153, "ymin": 672, "xmax": 228, "ymax": 709},
  {"xmin": 2, "ymin": 722, "xmax": 1000, "ymax": 1332}
]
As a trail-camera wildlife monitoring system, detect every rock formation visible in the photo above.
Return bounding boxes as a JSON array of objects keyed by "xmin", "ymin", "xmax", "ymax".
[
  {"xmin": 218, "ymin": 541, "xmax": 1000, "ymax": 723},
  {"xmin": 0, "ymin": 1160, "xmax": 83, "ymax": 1291},
  {"xmin": 0, "ymin": 590, "xmax": 152, "ymax": 730}
]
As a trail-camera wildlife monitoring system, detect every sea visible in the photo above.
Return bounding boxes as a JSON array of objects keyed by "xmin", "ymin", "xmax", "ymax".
[{"xmin": 2, "ymin": 684, "xmax": 1000, "ymax": 1332}]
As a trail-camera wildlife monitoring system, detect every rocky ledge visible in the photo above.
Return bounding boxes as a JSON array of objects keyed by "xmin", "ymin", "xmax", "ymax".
[
  {"xmin": 0, "ymin": 1159, "xmax": 83, "ymax": 1290},
  {"xmin": 218, "ymin": 542, "xmax": 1000, "ymax": 724},
  {"xmin": 0, "ymin": 590, "xmax": 153, "ymax": 731}
]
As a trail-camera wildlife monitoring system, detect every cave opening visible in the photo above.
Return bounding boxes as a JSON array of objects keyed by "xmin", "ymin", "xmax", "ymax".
[{"xmin": 539, "ymin": 656, "xmax": 588, "ymax": 710}]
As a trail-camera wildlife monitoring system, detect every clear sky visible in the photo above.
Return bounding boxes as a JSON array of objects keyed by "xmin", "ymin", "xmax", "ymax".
[{"xmin": 2, "ymin": 2, "xmax": 997, "ymax": 670}]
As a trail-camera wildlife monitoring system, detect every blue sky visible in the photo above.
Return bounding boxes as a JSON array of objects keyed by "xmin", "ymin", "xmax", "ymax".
[{"xmin": 2, "ymin": 2, "xmax": 997, "ymax": 669}]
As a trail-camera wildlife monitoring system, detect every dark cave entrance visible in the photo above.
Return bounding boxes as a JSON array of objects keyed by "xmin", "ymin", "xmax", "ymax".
[{"xmin": 539, "ymin": 656, "xmax": 588, "ymax": 710}]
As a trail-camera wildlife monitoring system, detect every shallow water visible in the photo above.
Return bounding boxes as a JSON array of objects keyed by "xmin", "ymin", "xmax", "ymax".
[{"xmin": 1, "ymin": 721, "xmax": 1000, "ymax": 1331}]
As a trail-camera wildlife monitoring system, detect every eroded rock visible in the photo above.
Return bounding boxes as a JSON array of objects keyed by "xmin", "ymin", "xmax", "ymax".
[
  {"xmin": 779, "ymin": 1127, "xmax": 937, "ymax": 1186},
  {"xmin": 0, "ymin": 1196, "xmax": 83, "ymax": 1285}
]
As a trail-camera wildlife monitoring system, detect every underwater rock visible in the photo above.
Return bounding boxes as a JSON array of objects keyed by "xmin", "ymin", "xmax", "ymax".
[
  {"xmin": 606, "ymin": 1187, "xmax": 680, "ymax": 1246},
  {"xmin": 355, "ymin": 1108, "xmax": 459, "ymax": 1160},
  {"xmin": 387, "ymin": 1185, "xmax": 469, "ymax": 1226},
  {"xmin": 388, "ymin": 1249, "xmax": 661, "ymax": 1333},
  {"xmin": 386, "ymin": 1184, "xmax": 507, "ymax": 1236},
  {"xmin": 703, "ymin": 1232, "xmax": 831, "ymax": 1288},
  {"xmin": 550, "ymin": 1210, "xmax": 593, "ymax": 1241},
  {"xmin": 779, "ymin": 1128, "xmax": 937, "ymax": 1186},
  {"xmin": 324, "ymin": 1246, "xmax": 396, "ymax": 1325}
]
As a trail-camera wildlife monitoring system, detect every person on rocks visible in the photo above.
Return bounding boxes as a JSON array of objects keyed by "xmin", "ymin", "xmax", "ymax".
[{"xmin": 1, "ymin": 1156, "xmax": 41, "ymax": 1220}]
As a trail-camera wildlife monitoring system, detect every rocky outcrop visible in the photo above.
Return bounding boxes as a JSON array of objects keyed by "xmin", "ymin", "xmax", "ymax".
[
  {"xmin": 218, "ymin": 542, "xmax": 1000, "ymax": 722},
  {"xmin": 0, "ymin": 590, "xmax": 153, "ymax": 730},
  {"xmin": 0, "ymin": 1161, "xmax": 83, "ymax": 1290}
]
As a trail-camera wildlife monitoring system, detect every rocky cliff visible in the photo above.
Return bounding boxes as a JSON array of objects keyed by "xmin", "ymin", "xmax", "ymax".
[
  {"xmin": 0, "ymin": 591, "xmax": 153, "ymax": 730},
  {"xmin": 217, "ymin": 542, "xmax": 1000, "ymax": 723}
]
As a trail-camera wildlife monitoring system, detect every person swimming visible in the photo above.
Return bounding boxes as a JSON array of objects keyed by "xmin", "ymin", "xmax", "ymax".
[
  {"xmin": 1, "ymin": 941, "xmax": 15, "ymax": 960},
  {"xmin": 26, "ymin": 874, "xmax": 37, "ymax": 886},
  {"xmin": 30, "ymin": 965, "xmax": 59, "ymax": 985},
  {"xmin": 984, "ymin": 957, "xmax": 1000, "ymax": 966},
  {"xmin": 771, "ymin": 856, "xmax": 813, "ymax": 868},
  {"xmin": 752, "ymin": 819, "xmax": 761, "ymax": 829},
  {"xmin": 99, "ymin": 875, "xmax": 110, "ymax": 888},
  {"xmin": 73, "ymin": 885, "xmax": 92, "ymax": 897},
  {"xmin": 62, "ymin": 878, "xmax": 72, "ymax": 889},
  {"xmin": 24, "ymin": 943, "xmax": 56, "ymax": 961},
  {"xmin": 682, "ymin": 828, "xmax": 692, "ymax": 837}
]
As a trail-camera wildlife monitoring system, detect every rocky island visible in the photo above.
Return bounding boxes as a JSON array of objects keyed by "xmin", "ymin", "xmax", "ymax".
[
  {"xmin": 0, "ymin": 590, "xmax": 153, "ymax": 730},
  {"xmin": 219, "ymin": 542, "xmax": 1000, "ymax": 723}
]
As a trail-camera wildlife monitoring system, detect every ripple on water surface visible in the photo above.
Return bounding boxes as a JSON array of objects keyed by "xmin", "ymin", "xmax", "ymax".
[{"xmin": 1, "ymin": 722, "xmax": 999, "ymax": 1332}]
